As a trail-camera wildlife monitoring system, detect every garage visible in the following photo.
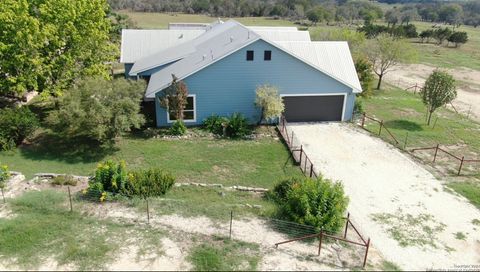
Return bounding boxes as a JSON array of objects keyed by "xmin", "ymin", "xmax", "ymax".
[{"xmin": 282, "ymin": 94, "xmax": 345, "ymax": 122}]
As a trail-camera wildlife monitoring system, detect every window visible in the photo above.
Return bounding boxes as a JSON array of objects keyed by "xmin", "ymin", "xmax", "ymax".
[
  {"xmin": 246, "ymin": 50, "xmax": 254, "ymax": 61},
  {"xmin": 168, "ymin": 95, "xmax": 196, "ymax": 122},
  {"xmin": 264, "ymin": 50, "xmax": 272, "ymax": 61}
]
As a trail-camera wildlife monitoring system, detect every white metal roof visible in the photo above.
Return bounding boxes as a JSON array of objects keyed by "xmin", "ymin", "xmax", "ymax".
[
  {"xmin": 248, "ymin": 26, "xmax": 298, "ymax": 31},
  {"xmin": 275, "ymin": 41, "xmax": 362, "ymax": 93},
  {"xmin": 120, "ymin": 29, "xmax": 204, "ymax": 63}
]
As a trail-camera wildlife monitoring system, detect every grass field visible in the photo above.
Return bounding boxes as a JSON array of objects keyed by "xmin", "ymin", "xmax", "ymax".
[
  {"xmin": 120, "ymin": 11, "xmax": 480, "ymax": 71},
  {"xmin": 0, "ymin": 130, "xmax": 300, "ymax": 188},
  {"xmin": 361, "ymin": 85, "xmax": 480, "ymax": 207},
  {"xmin": 0, "ymin": 190, "xmax": 137, "ymax": 269}
]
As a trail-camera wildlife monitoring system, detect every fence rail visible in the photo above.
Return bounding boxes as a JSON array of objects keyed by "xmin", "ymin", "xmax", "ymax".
[
  {"xmin": 411, "ymin": 144, "xmax": 480, "ymax": 175},
  {"xmin": 274, "ymin": 212, "xmax": 371, "ymax": 268},
  {"xmin": 360, "ymin": 113, "xmax": 399, "ymax": 145}
]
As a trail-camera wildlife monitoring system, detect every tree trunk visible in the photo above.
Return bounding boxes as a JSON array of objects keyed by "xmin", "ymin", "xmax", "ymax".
[
  {"xmin": 427, "ymin": 110, "xmax": 433, "ymax": 125},
  {"xmin": 257, "ymin": 107, "xmax": 264, "ymax": 126},
  {"xmin": 376, "ymin": 74, "xmax": 383, "ymax": 90}
]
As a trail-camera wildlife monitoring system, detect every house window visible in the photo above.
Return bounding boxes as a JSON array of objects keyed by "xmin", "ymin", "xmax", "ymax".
[
  {"xmin": 264, "ymin": 50, "xmax": 272, "ymax": 61},
  {"xmin": 246, "ymin": 50, "xmax": 254, "ymax": 61},
  {"xmin": 168, "ymin": 95, "xmax": 196, "ymax": 122}
]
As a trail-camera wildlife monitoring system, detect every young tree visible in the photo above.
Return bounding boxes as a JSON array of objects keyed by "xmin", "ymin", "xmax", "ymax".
[
  {"xmin": 158, "ymin": 75, "xmax": 189, "ymax": 121},
  {"xmin": 419, "ymin": 29, "xmax": 434, "ymax": 43},
  {"xmin": 255, "ymin": 85, "xmax": 285, "ymax": 124},
  {"xmin": 354, "ymin": 58, "xmax": 374, "ymax": 97},
  {"xmin": 363, "ymin": 34, "xmax": 416, "ymax": 90},
  {"xmin": 47, "ymin": 78, "xmax": 146, "ymax": 142},
  {"xmin": 0, "ymin": 164, "xmax": 9, "ymax": 190},
  {"xmin": 421, "ymin": 70, "xmax": 457, "ymax": 125},
  {"xmin": 433, "ymin": 27, "xmax": 453, "ymax": 45}
]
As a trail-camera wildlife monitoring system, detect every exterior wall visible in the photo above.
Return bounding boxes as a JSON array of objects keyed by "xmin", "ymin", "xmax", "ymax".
[{"xmin": 154, "ymin": 40, "xmax": 356, "ymax": 127}]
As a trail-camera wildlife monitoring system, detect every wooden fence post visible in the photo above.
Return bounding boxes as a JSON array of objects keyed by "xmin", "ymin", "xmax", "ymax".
[
  {"xmin": 67, "ymin": 186, "xmax": 73, "ymax": 212},
  {"xmin": 361, "ymin": 113, "xmax": 366, "ymax": 128},
  {"xmin": 1, "ymin": 188, "xmax": 5, "ymax": 204},
  {"xmin": 299, "ymin": 145, "xmax": 303, "ymax": 166},
  {"xmin": 363, "ymin": 238, "xmax": 371, "ymax": 268},
  {"xmin": 403, "ymin": 132, "xmax": 409, "ymax": 150},
  {"xmin": 433, "ymin": 144, "xmax": 440, "ymax": 163},
  {"xmin": 309, "ymin": 163, "xmax": 314, "ymax": 178},
  {"xmin": 458, "ymin": 156, "xmax": 465, "ymax": 176},
  {"xmin": 343, "ymin": 212, "xmax": 350, "ymax": 239},
  {"xmin": 146, "ymin": 198, "xmax": 150, "ymax": 224},
  {"xmin": 378, "ymin": 120, "xmax": 383, "ymax": 136}
]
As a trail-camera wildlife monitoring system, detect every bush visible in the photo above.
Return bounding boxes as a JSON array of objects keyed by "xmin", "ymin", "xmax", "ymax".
[
  {"xmin": 225, "ymin": 113, "xmax": 249, "ymax": 138},
  {"xmin": 169, "ymin": 120, "xmax": 187, "ymax": 136},
  {"xmin": 203, "ymin": 115, "xmax": 228, "ymax": 135},
  {"xmin": 271, "ymin": 176, "xmax": 349, "ymax": 233},
  {"xmin": 51, "ymin": 175, "xmax": 77, "ymax": 186},
  {"xmin": 354, "ymin": 99, "xmax": 365, "ymax": 114},
  {"xmin": 268, "ymin": 177, "xmax": 300, "ymax": 202},
  {"xmin": 123, "ymin": 168, "xmax": 175, "ymax": 197},
  {"xmin": 0, "ymin": 107, "xmax": 39, "ymax": 150},
  {"xmin": 92, "ymin": 160, "xmax": 127, "ymax": 194}
]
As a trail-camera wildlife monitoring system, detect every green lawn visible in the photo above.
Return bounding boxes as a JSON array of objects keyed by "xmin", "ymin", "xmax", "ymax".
[
  {"xmin": 361, "ymin": 85, "xmax": 480, "ymax": 207},
  {"xmin": 0, "ymin": 130, "xmax": 300, "ymax": 188}
]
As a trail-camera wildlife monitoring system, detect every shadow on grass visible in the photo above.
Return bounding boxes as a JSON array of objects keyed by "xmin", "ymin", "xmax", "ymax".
[
  {"xmin": 19, "ymin": 132, "xmax": 117, "ymax": 164},
  {"xmin": 384, "ymin": 120, "xmax": 423, "ymax": 131}
]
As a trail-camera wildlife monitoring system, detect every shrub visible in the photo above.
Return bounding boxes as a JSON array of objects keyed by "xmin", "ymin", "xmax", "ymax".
[
  {"xmin": 0, "ymin": 107, "xmax": 39, "ymax": 150},
  {"xmin": 93, "ymin": 160, "xmax": 127, "ymax": 194},
  {"xmin": 268, "ymin": 177, "xmax": 300, "ymax": 202},
  {"xmin": 255, "ymin": 85, "xmax": 284, "ymax": 124},
  {"xmin": 225, "ymin": 113, "xmax": 249, "ymax": 138},
  {"xmin": 354, "ymin": 99, "xmax": 365, "ymax": 114},
  {"xmin": 51, "ymin": 175, "xmax": 77, "ymax": 186},
  {"xmin": 0, "ymin": 164, "xmax": 9, "ymax": 189},
  {"xmin": 123, "ymin": 168, "xmax": 175, "ymax": 197},
  {"xmin": 169, "ymin": 120, "xmax": 187, "ymax": 136},
  {"xmin": 203, "ymin": 115, "xmax": 228, "ymax": 135},
  {"xmin": 271, "ymin": 176, "xmax": 349, "ymax": 233}
]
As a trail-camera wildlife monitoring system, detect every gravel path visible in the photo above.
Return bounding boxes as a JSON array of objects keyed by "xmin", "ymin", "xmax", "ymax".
[{"xmin": 288, "ymin": 122, "xmax": 480, "ymax": 270}]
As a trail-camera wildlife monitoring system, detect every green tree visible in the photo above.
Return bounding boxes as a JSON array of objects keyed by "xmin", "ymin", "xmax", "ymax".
[
  {"xmin": 0, "ymin": 0, "xmax": 117, "ymax": 99},
  {"xmin": 0, "ymin": 107, "xmax": 39, "ymax": 150},
  {"xmin": 255, "ymin": 85, "xmax": 284, "ymax": 124},
  {"xmin": 271, "ymin": 176, "xmax": 349, "ymax": 233},
  {"xmin": 363, "ymin": 34, "xmax": 416, "ymax": 90},
  {"xmin": 447, "ymin": 31, "xmax": 468, "ymax": 47},
  {"xmin": 421, "ymin": 70, "xmax": 457, "ymax": 125},
  {"xmin": 355, "ymin": 58, "xmax": 374, "ymax": 97},
  {"xmin": 47, "ymin": 78, "xmax": 145, "ymax": 142},
  {"xmin": 433, "ymin": 27, "xmax": 453, "ymax": 45},
  {"xmin": 158, "ymin": 75, "xmax": 189, "ymax": 121},
  {"xmin": 0, "ymin": 164, "xmax": 9, "ymax": 189}
]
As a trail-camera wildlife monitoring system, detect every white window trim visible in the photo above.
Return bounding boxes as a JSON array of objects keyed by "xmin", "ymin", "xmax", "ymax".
[
  {"xmin": 280, "ymin": 93, "xmax": 347, "ymax": 121},
  {"xmin": 167, "ymin": 94, "xmax": 197, "ymax": 123}
]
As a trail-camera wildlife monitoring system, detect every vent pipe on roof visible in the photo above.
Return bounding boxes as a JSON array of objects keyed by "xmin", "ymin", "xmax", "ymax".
[
  {"xmin": 210, "ymin": 49, "xmax": 214, "ymax": 60},
  {"xmin": 230, "ymin": 36, "xmax": 234, "ymax": 43},
  {"xmin": 179, "ymin": 34, "xmax": 184, "ymax": 39},
  {"xmin": 202, "ymin": 54, "xmax": 206, "ymax": 61}
]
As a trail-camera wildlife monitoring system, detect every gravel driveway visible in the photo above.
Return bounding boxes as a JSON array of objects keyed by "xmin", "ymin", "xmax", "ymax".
[{"xmin": 288, "ymin": 122, "xmax": 480, "ymax": 270}]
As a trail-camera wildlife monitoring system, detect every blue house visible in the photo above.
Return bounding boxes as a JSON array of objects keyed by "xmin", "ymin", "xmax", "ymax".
[{"xmin": 120, "ymin": 20, "xmax": 362, "ymax": 127}]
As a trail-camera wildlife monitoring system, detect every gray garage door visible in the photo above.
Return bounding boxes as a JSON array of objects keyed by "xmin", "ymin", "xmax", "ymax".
[{"xmin": 283, "ymin": 95, "xmax": 344, "ymax": 122}]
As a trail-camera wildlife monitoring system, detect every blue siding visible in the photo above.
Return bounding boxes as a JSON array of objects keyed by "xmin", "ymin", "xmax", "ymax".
[{"xmin": 155, "ymin": 40, "xmax": 356, "ymax": 127}]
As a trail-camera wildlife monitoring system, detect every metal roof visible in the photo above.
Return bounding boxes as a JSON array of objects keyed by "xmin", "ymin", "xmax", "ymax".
[
  {"xmin": 144, "ymin": 20, "xmax": 260, "ymax": 98},
  {"xmin": 120, "ymin": 29, "xmax": 204, "ymax": 63},
  {"xmin": 275, "ymin": 41, "xmax": 362, "ymax": 93},
  {"xmin": 248, "ymin": 26, "xmax": 298, "ymax": 31}
]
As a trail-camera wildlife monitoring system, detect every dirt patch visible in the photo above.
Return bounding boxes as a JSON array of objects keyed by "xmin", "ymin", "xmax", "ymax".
[
  {"xmin": 384, "ymin": 63, "xmax": 480, "ymax": 122},
  {"xmin": 289, "ymin": 122, "xmax": 480, "ymax": 270}
]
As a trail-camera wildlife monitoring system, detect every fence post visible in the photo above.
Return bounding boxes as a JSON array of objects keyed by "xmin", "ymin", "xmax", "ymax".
[
  {"xmin": 458, "ymin": 156, "xmax": 465, "ymax": 176},
  {"xmin": 299, "ymin": 145, "xmax": 303, "ymax": 166},
  {"xmin": 1, "ymin": 187, "xmax": 5, "ymax": 204},
  {"xmin": 343, "ymin": 212, "xmax": 350, "ymax": 239},
  {"xmin": 309, "ymin": 163, "xmax": 314, "ymax": 178},
  {"xmin": 378, "ymin": 120, "xmax": 383, "ymax": 136},
  {"xmin": 403, "ymin": 132, "xmax": 409, "ymax": 150},
  {"xmin": 146, "ymin": 198, "xmax": 150, "ymax": 224},
  {"xmin": 291, "ymin": 131, "xmax": 294, "ymax": 147},
  {"xmin": 432, "ymin": 117, "xmax": 438, "ymax": 129},
  {"xmin": 229, "ymin": 210, "xmax": 233, "ymax": 239},
  {"xmin": 433, "ymin": 144, "xmax": 440, "ymax": 163},
  {"xmin": 363, "ymin": 238, "xmax": 371, "ymax": 268},
  {"xmin": 67, "ymin": 186, "xmax": 73, "ymax": 212},
  {"xmin": 361, "ymin": 113, "xmax": 366, "ymax": 128},
  {"xmin": 318, "ymin": 232, "xmax": 323, "ymax": 256}
]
